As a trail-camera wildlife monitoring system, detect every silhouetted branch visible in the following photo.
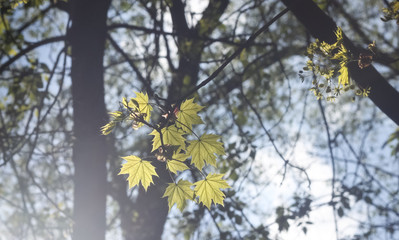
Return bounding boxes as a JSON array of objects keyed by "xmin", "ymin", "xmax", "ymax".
[
  {"xmin": 179, "ymin": 7, "xmax": 289, "ymax": 102},
  {"xmin": 0, "ymin": 36, "xmax": 66, "ymax": 73}
]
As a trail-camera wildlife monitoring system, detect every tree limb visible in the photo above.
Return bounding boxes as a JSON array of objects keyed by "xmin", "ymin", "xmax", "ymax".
[
  {"xmin": 179, "ymin": 7, "xmax": 290, "ymax": 102},
  {"xmin": 0, "ymin": 36, "xmax": 66, "ymax": 73},
  {"xmin": 281, "ymin": 0, "xmax": 399, "ymax": 125}
]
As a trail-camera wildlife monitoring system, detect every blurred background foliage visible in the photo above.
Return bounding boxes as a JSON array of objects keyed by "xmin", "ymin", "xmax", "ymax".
[{"xmin": 0, "ymin": 0, "xmax": 398, "ymax": 239}]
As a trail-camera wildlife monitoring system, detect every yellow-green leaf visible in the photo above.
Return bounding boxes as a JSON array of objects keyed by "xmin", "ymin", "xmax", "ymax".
[
  {"xmin": 125, "ymin": 92, "xmax": 152, "ymax": 128},
  {"xmin": 194, "ymin": 173, "xmax": 230, "ymax": 209},
  {"xmin": 122, "ymin": 97, "xmax": 129, "ymax": 108},
  {"xmin": 133, "ymin": 92, "xmax": 152, "ymax": 121},
  {"xmin": 167, "ymin": 152, "xmax": 189, "ymax": 174},
  {"xmin": 394, "ymin": 2, "xmax": 399, "ymax": 12},
  {"xmin": 100, "ymin": 111, "xmax": 125, "ymax": 135},
  {"xmin": 150, "ymin": 125, "xmax": 186, "ymax": 152},
  {"xmin": 162, "ymin": 180, "xmax": 195, "ymax": 212},
  {"xmin": 119, "ymin": 155, "xmax": 158, "ymax": 191},
  {"xmin": 100, "ymin": 121, "xmax": 116, "ymax": 135},
  {"xmin": 187, "ymin": 134, "xmax": 225, "ymax": 170},
  {"xmin": 176, "ymin": 98, "xmax": 204, "ymax": 132},
  {"xmin": 338, "ymin": 63, "xmax": 349, "ymax": 86}
]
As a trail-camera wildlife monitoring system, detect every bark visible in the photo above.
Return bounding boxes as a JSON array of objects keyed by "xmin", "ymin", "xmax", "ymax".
[
  {"xmin": 69, "ymin": 0, "xmax": 111, "ymax": 239},
  {"xmin": 129, "ymin": 160, "xmax": 170, "ymax": 240},
  {"xmin": 281, "ymin": 0, "xmax": 399, "ymax": 125},
  {"xmin": 168, "ymin": 0, "xmax": 229, "ymax": 102}
]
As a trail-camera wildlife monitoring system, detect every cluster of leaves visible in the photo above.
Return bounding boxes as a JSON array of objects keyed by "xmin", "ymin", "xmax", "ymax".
[
  {"xmin": 301, "ymin": 27, "xmax": 372, "ymax": 102},
  {"xmin": 0, "ymin": 0, "xmax": 27, "ymax": 11},
  {"xmin": 0, "ymin": 0, "xmax": 44, "ymax": 12},
  {"xmin": 333, "ymin": 182, "xmax": 380, "ymax": 238},
  {"xmin": 383, "ymin": 127, "xmax": 399, "ymax": 156},
  {"xmin": 381, "ymin": 1, "xmax": 399, "ymax": 24},
  {"xmin": 275, "ymin": 196, "xmax": 313, "ymax": 234},
  {"xmin": 102, "ymin": 92, "xmax": 230, "ymax": 211}
]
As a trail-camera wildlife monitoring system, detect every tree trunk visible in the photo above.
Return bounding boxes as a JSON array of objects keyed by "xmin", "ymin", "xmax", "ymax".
[
  {"xmin": 129, "ymin": 161, "xmax": 170, "ymax": 240},
  {"xmin": 281, "ymin": 0, "xmax": 399, "ymax": 125},
  {"xmin": 70, "ymin": 0, "xmax": 111, "ymax": 239}
]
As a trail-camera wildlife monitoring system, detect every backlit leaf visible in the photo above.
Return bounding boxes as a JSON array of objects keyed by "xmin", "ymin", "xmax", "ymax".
[
  {"xmin": 176, "ymin": 98, "xmax": 204, "ymax": 132},
  {"xmin": 126, "ymin": 92, "xmax": 153, "ymax": 128},
  {"xmin": 194, "ymin": 173, "xmax": 230, "ymax": 209},
  {"xmin": 100, "ymin": 111, "xmax": 125, "ymax": 135},
  {"xmin": 162, "ymin": 180, "xmax": 195, "ymax": 211},
  {"xmin": 150, "ymin": 125, "xmax": 186, "ymax": 152},
  {"xmin": 133, "ymin": 92, "xmax": 152, "ymax": 121},
  {"xmin": 187, "ymin": 134, "xmax": 225, "ymax": 170},
  {"xmin": 167, "ymin": 152, "xmax": 189, "ymax": 174},
  {"xmin": 119, "ymin": 155, "xmax": 158, "ymax": 191},
  {"xmin": 338, "ymin": 63, "xmax": 349, "ymax": 86}
]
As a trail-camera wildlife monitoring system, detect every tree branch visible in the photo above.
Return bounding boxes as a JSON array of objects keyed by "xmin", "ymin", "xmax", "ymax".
[
  {"xmin": 108, "ymin": 23, "xmax": 270, "ymax": 47},
  {"xmin": 179, "ymin": 7, "xmax": 290, "ymax": 102},
  {"xmin": 107, "ymin": 34, "xmax": 154, "ymax": 97},
  {"xmin": 0, "ymin": 36, "xmax": 66, "ymax": 73},
  {"xmin": 281, "ymin": 0, "xmax": 399, "ymax": 125}
]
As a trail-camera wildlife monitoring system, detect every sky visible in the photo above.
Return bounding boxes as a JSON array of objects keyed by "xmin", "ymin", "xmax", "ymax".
[{"xmin": 1, "ymin": 1, "xmax": 398, "ymax": 239}]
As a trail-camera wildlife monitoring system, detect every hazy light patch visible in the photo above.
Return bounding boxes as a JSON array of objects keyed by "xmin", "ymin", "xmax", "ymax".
[
  {"xmin": 254, "ymin": 141, "xmax": 362, "ymax": 239},
  {"xmin": 185, "ymin": 1, "xmax": 209, "ymax": 27}
]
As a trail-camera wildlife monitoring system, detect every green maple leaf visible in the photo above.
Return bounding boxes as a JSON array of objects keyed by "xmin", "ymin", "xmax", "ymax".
[
  {"xmin": 194, "ymin": 173, "xmax": 230, "ymax": 209},
  {"xmin": 167, "ymin": 152, "xmax": 189, "ymax": 174},
  {"xmin": 162, "ymin": 180, "xmax": 195, "ymax": 212},
  {"xmin": 123, "ymin": 92, "xmax": 152, "ymax": 128},
  {"xmin": 133, "ymin": 91, "xmax": 152, "ymax": 121},
  {"xmin": 101, "ymin": 111, "xmax": 126, "ymax": 135},
  {"xmin": 187, "ymin": 134, "xmax": 225, "ymax": 170},
  {"xmin": 176, "ymin": 98, "xmax": 204, "ymax": 132},
  {"xmin": 150, "ymin": 125, "xmax": 186, "ymax": 152},
  {"xmin": 119, "ymin": 155, "xmax": 158, "ymax": 191}
]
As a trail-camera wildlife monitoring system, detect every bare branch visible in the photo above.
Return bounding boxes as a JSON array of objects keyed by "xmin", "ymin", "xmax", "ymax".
[{"xmin": 0, "ymin": 36, "xmax": 66, "ymax": 73}]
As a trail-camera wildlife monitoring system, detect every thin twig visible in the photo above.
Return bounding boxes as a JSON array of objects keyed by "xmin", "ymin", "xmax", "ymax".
[
  {"xmin": 240, "ymin": 86, "xmax": 311, "ymax": 187},
  {"xmin": 0, "ymin": 36, "xmax": 66, "ymax": 73},
  {"xmin": 179, "ymin": 7, "xmax": 290, "ymax": 102},
  {"xmin": 317, "ymin": 100, "xmax": 339, "ymax": 240}
]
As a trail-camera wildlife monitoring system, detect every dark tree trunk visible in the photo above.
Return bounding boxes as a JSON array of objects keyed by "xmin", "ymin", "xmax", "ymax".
[
  {"xmin": 111, "ymin": 152, "xmax": 170, "ymax": 240},
  {"xmin": 281, "ymin": 0, "xmax": 399, "ymax": 125},
  {"xmin": 69, "ymin": 0, "xmax": 111, "ymax": 239},
  {"xmin": 129, "ymin": 161, "xmax": 170, "ymax": 240}
]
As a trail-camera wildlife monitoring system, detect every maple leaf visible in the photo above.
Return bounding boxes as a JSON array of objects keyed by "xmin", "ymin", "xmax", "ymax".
[
  {"xmin": 150, "ymin": 125, "xmax": 186, "ymax": 152},
  {"xmin": 194, "ymin": 173, "xmax": 230, "ymax": 209},
  {"xmin": 119, "ymin": 155, "xmax": 158, "ymax": 191},
  {"xmin": 133, "ymin": 91, "xmax": 152, "ymax": 121},
  {"xmin": 162, "ymin": 180, "xmax": 195, "ymax": 211},
  {"xmin": 101, "ymin": 111, "xmax": 126, "ymax": 135},
  {"xmin": 167, "ymin": 152, "xmax": 189, "ymax": 174},
  {"xmin": 124, "ymin": 92, "xmax": 153, "ymax": 128},
  {"xmin": 187, "ymin": 134, "xmax": 225, "ymax": 170},
  {"xmin": 176, "ymin": 98, "xmax": 204, "ymax": 132}
]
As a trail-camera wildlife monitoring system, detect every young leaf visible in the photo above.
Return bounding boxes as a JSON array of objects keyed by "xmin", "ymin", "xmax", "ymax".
[
  {"xmin": 150, "ymin": 125, "xmax": 186, "ymax": 152},
  {"xmin": 338, "ymin": 63, "xmax": 349, "ymax": 86},
  {"xmin": 126, "ymin": 92, "xmax": 153, "ymax": 128},
  {"xmin": 119, "ymin": 155, "xmax": 158, "ymax": 191},
  {"xmin": 176, "ymin": 98, "xmax": 204, "ymax": 132},
  {"xmin": 101, "ymin": 111, "xmax": 125, "ymax": 135},
  {"xmin": 101, "ymin": 121, "xmax": 116, "ymax": 135},
  {"xmin": 194, "ymin": 173, "xmax": 231, "ymax": 209},
  {"xmin": 162, "ymin": 180, "xmax": 195, "ymax": 212},
  {"xmin": 133, "ymin": 92, "xmax": 152, "ymax": 120},
  {"xmin": 187, "ymin": 134, "xmax": 225, "ymax": 170},
  {"xmin": 167, "ymin": 152, "xmax": 189, "ymax": 174}
]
